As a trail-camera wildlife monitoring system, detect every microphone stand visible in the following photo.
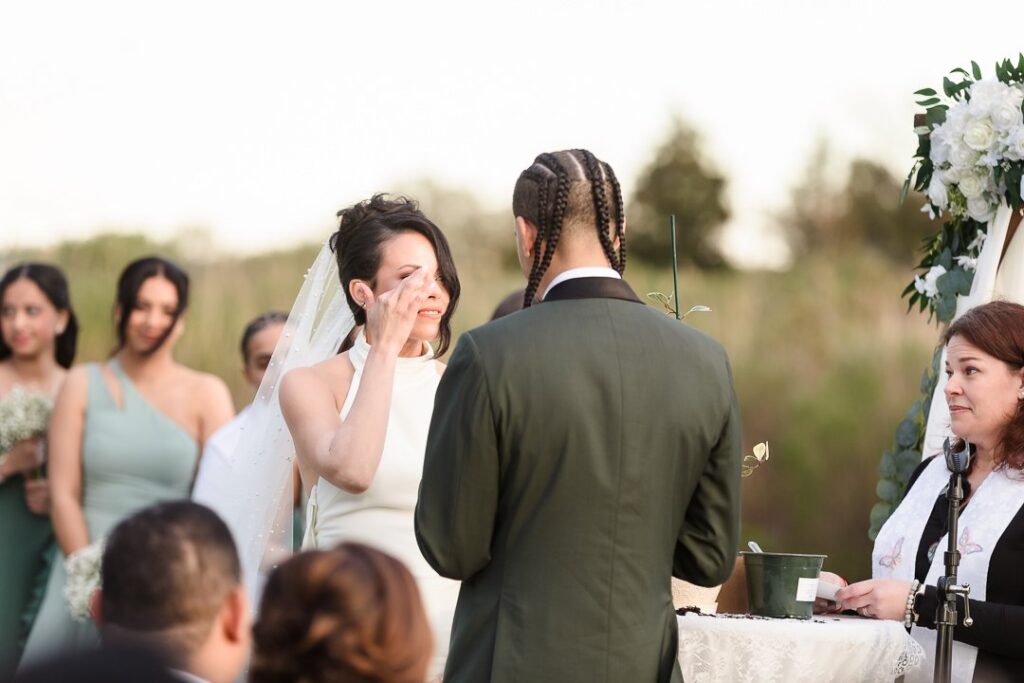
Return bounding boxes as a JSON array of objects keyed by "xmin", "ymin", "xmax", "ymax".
[{"xmin": 934, "ymin": 440, "xmax": 974, "ymax": 683}]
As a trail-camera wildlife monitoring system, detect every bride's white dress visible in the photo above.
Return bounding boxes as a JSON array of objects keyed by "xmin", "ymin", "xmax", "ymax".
[{"xmin": 302, "ymin": 331, "xmax": 459, "ymax": 675}]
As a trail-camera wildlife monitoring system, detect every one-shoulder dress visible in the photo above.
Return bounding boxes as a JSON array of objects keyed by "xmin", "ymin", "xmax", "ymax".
[{"xmin": 19, "ymin": 361, "xmax": 197, "ymax": 666}]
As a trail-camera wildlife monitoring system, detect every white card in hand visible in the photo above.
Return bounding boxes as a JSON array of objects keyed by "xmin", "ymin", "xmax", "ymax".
[{"xmin": 816, "ymin": 580, "xmax": 841, "ymax": 602}]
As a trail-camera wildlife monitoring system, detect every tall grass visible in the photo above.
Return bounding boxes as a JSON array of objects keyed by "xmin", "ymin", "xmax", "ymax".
[{"xmin": 4, "ymin": 235, "xmax": 938, "ymax": 579}]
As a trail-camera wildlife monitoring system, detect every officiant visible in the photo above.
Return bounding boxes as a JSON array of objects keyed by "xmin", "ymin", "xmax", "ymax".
[{"xmin": 834, "ymin": 300, "xmax": 1024, "ymax": 683}]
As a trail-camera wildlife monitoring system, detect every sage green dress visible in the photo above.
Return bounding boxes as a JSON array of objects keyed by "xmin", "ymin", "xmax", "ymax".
[
  {"xmin": 18, "ymin": 361, "xmax": 198, "ymax": 667},
  {"xmin": 0, "ymin": 458, "xmax": 54, "ymax": 677}
]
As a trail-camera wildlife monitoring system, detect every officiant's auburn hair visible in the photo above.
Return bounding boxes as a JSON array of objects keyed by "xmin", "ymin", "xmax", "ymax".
[
  {"xmin": 513, "ymin": 149, "xmax": 626, "ymax": 307},
  {"xmin": 251, "ymin": 543, "xmax": 432, "ymax": 683},
  {"xmin": 943, "ymin": 300, "xmax": 1024, "ymax": 471},
  {"xmin": 330, "ymin": 194, "xmax": 460, "ymax": 356}
]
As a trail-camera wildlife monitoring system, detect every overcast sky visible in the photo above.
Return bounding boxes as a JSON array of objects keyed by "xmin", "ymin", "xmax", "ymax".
[{"xmin": 1, "ymin": 0, "xmax": 1021, "ymax": 266}]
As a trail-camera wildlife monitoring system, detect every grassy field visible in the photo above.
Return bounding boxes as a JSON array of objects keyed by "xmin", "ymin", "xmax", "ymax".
[{"xmin": 3, "ymin": 234, "xmax": 939, "ymax": 580}]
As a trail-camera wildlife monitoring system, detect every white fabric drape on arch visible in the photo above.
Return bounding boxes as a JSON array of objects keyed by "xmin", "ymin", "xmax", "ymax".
[{"xmin": 921, "ymin": 205, "xmax": 1024, "ymax": 460}]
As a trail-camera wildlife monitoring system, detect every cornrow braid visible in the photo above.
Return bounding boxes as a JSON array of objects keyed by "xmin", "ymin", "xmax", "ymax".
[
  {"xmin": 524, "ymin": 153, "xmax": 572, "ymax": 307},
  {"xmin": 522, "ymin": 169, "xmax": 551, "ymax": 308},
  {"xmin": 604, "ymin": 161, "xmax": 627, "ymax": 274},
  {"xmin": 578, "ymin": 149, "xmax": 620, "ymax": 273}
]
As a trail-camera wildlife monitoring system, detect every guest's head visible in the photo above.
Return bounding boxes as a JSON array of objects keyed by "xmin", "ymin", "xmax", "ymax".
[
  {"xmin": 251, "ymin": 543, "xmax": 432, "ymax": 683},
  {"xmin": 330, "ymin": 194, "xmax": 460, "ymax": 356},
  {"xmin": 490, "ymin": 288, "xmax": 525, "ymax": 321},
  {"xmin": 114, "ymin": 256, "xmax": 189, "ymax": 356},
  {"xmin": 943, "ymin": 300, "xmax": 1024, "ymax": 470},
  {"xmin": 240, "ymin": 311, "xmax": 287, "ymax": 390},
  {"xmin": 512, "ymin": 149, "xmax": 626, "ymax": 306},
  {"xmin": 94, "ymin": 501, "xmax": 250, "ymax": 683},
  {"xmin": 0, "ymin": 262, "xmax": 78, "ymax": 368}
]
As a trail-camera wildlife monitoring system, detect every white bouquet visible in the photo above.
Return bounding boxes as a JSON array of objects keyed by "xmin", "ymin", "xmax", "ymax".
[
  {"xmin": 904, "ymin": 56, "xmax": 1024, "ymax": 324},
  {"xmin": 64, "ymin": 540, "xmax": 105, "ymax": 622},
  {"xmin": 0, "ymin": 386, "xmax": 52, "ymax": 454},
  {"xmin": 926, "ymin": 78, "xmax": 1024, "ymax": 223}
]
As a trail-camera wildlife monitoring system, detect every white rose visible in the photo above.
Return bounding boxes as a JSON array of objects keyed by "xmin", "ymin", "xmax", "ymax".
[
  {"xmin": 927, "ymin": 176, "xmax": 950, "ymax": 209},
  {"xmin": 930, "ymin": 126, "xmax": 952, "ymax": 166},
  {"xmin": 963, "ymin": 117, "xmax": 997, "ymax": 152},
  {"xmin": 966, "ymin": 195, "xmax": 996, "ymax": 223},
  {"xmin": 957, "ymin": 173, "xmax": 986, "ymax": 199},
  {"xmin": 946, "ymin": 104, "xmax": 970, "ymax": 132},
  {"xmin": 968, "ymin": 80, "xmax": 1006, "ymax": 115},
  {"xmin": 949, "ymin": 141, "xmax": 979, "ymax": 168},
  {"xmin": 915, "ymin": 265, "xmax": 947, "ymax": 299},
  {"xmin": 991, "ymin": 99, "xmax": 1024, "ymax": 132},
  {"xmin": 1004, "ymin": 127, "xmax": 1024, "ymax": 161}
]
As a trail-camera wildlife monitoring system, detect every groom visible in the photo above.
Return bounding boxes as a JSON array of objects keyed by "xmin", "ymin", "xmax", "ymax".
[{"xmin": 416, "ymin": 149, "xmax": 742, "ymax": 682}]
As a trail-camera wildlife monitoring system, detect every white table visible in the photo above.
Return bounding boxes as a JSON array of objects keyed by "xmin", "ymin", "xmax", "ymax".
[{"xmin": 677, "ymin": 613, "xmax": 925, "ymax": 683}]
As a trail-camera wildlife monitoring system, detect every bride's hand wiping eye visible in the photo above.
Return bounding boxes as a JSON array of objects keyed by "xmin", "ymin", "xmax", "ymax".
[{"xmin": 355, "ymin": 269, "xmax": 429, "ymax": 354}]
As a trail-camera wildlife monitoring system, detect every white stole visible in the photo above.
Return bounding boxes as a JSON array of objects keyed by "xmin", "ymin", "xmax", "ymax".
[{"xmin": 872, "ymin": 456, "xmax": 1024, "ymax": 682}]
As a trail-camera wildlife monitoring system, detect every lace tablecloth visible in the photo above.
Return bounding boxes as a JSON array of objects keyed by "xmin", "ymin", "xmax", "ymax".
[{"xmin": 677, "ymin": 613, "xmax": 925, "ymax": 683}]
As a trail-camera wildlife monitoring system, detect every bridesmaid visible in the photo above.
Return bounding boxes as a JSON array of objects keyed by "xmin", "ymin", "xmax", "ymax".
[
  {"xmin": 0, "ymin": 263, "xmax": 78, "ymax": 677},
  {"xmin": 19, "ymin": 256, "xmax": 234, "ymax": 665}
]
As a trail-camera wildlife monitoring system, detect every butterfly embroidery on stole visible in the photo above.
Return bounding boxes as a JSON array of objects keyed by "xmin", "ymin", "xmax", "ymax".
[
  {"xmin": 958, "ymin": 527, "xmax": 983, "ymax": 555},
  {"xmin": 877, "ymin": 536, "xmax": 904, "ymax": 574}
]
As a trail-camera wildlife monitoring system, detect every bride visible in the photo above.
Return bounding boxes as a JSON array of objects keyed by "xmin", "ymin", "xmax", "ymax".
[{"xmin": 278, "ymin": 194, "xmax": 461, "ymax": 676}]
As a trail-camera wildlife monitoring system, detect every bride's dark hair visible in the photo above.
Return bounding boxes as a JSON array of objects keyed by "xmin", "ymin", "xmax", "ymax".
[{"xmin": 330, "ymin": 194, "xmax": 460, "ymax": 356}]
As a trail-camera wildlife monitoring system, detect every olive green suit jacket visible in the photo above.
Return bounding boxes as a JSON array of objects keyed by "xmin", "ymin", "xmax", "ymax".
[{"xmin": 415, "ymin": 277, "xmax": 742, "ymax": 683}]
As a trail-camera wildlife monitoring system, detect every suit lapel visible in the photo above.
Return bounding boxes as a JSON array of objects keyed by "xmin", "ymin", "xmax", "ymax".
[{"xmin": 542, "ymin": 277, "xmax": 644, "ymax": 304}]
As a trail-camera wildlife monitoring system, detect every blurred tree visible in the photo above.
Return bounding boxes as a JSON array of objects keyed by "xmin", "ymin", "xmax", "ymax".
[
  {"xmin": 838, "ymin": 160, "xmax": 936, "ymax": 263},
  {"xmin": 781, "ymin": 140, "xmax": 936, "ymax": 264},
  {"xmin": 777, "ymin": 139, "xmax": 843, "ymax": 257},
  {"xmin": 627, "ymin": 118, "xmax": 730, "ymax": 269}
]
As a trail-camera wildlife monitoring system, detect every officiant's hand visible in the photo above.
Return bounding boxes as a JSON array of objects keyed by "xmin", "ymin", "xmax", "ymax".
[
  {"xmin": 813, "ymin": 571, "xmax": 846, "ymax": 614},
  {"xmin": 354, "ymin": 269, "xmax": 430, "ymax": 354},
  {"xmin": 835, "ymin": 579, "xmax": 913, "ymax": 620}
]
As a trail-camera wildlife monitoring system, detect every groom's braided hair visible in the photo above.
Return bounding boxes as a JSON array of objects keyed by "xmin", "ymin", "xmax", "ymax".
[{"xmin": 513, "ymin": 149, "xmax": 626, "ymax": 307}]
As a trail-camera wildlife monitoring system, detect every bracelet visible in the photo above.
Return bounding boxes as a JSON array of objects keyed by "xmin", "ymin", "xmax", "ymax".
[{"xmin": 903, "ymin": 580, "xmax": 922, "ymax": 628}]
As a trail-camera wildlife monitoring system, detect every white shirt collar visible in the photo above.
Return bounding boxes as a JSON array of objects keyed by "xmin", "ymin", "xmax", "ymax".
[
  {"xmin": 543, "ymin": 267, "xmax": 621, "ymax": 299},
  {"xmin": 169, "ymin": 669, "xmax": 209, "ymax": 683}
]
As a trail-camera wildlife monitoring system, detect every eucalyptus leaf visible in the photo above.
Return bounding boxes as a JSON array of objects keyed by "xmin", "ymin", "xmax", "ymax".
[
  {"xmin": 936, "ymin": 294, "xmax": 957, "ymax": 322},
  {"xmin": 971, "ymin": 60, "xmax": 982, "ymax": 80},
  {"xmin": 879, "ymin": 450, "xmax": 898, "ymax": 477},
  {"xmin": 895, "ymin": 419, "xmax": 919, "ymax": 448},
  {"xmin": 920, "ymin": 368, "xmax": 932, "ymax": 394},
  {"xmin": 937, "ymin": 247, "xmax": 953, "ymax": 270},
  {"xmin": 896, "ymin": 450, "xmax": 922, "ymax": 482},
  {"xmin": 876, "ymin": 479, "xmax": 902, "ymax": 504},
  {"xmin": 869, "ymin": 502, "xmax": 893, "ymax": 539},
  {"xmin": 914, "ymin": 88, "xmax": 937, "ymax": 96}
]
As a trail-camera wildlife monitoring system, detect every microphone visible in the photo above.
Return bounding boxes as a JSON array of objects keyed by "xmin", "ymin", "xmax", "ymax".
[{"xmin": 943, "ymin": 437, "xmax": 972, "ymax": 474}]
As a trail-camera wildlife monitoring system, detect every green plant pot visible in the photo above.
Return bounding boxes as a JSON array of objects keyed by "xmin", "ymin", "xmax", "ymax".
[{"xmin": 740, "ymin": 551, "xmax": 826, "ymax": 619}]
